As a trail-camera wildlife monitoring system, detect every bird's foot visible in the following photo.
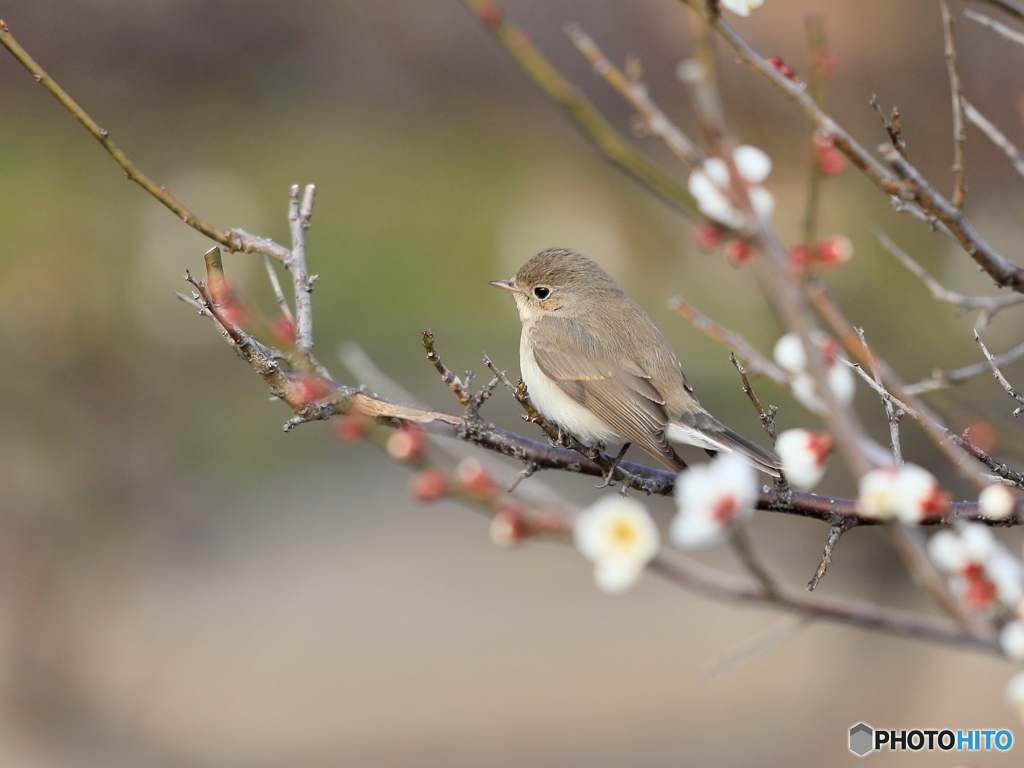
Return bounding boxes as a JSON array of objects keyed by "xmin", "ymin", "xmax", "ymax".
[{"xmin": 595, "ymin": 442, "xmax": 631, "ymax": 491}]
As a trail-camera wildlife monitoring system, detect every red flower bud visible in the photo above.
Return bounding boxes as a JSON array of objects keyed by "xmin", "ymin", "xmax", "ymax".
[
  {"xmin": 334, "ymin": 413, "xmax": 369, "ymax": 443},
  {"xmin": 270, "ymin": 314, "xmax": 297, "ymax": 346},
  {"xmin": 693, "ymin": 221, "xmax": 724, "ymax": 252},
  {"xmin": 766, "ymin": 56, "xmax": 797, "ymax": 80},
  {"xmin": 813, "ymin": 131, "xmax": 847, "ymax": 176},
  {"xmin": 386, "ymin": 424, "xmax": 425, "ymax": 462},
  {"xmin": 724, "ymin": 238, "xmax": 753, "ymax": 266},
  {"xmin": 410, "ymin": 469, "xmax": 448, "ymax": 502}
]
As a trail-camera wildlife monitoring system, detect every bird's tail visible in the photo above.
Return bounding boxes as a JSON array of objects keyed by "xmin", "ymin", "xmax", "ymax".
[{"xmin": 667, "ymin": 415, "xmax": 782, "ymax": 477}]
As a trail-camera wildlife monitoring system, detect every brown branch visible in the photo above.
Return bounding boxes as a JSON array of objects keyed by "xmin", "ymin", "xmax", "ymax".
[
  {"xmin": 649, "ymin": 553, "xmax": 1000, "ymax": 653},
  {"xmin": 0, "ymin": 20, "xmax": 241, "ymax": 252},
  {"xmin": 806, "ymin": 522, "xmax": 853, "ymax": 591}
]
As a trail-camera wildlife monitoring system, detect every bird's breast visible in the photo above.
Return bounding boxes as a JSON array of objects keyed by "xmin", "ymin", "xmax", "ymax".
[{"xmin": 519, "ymin": 331, "xmax": 619, "ymax": 445}]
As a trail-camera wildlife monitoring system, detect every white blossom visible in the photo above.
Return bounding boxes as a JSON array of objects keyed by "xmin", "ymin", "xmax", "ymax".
[
  {"xmin": 891, "ymin": 464, "xmax": 949, "ymax": 524},
  {"xmin": 775, "ymin": 428, "xmax": 832, "ymax": 490},
  {"xmin": 773, "ymin": 331, "xmax": 855, "ymax": 409},
  {"xmin": 720, "ymin": 0, "xmax": 765, "ymax": 17},
  {"xmin": 857, "ymin": 468, "xmax": 898, "ymax": 520},
  {"xmin": 980, "ymin": 484, "xmax": 1018, "ymax": 521},
  {"xmin": 1006, "ymin": 672, "xmax": 1024, "ymax": 719},
  {"xmin": 1003, "ymin": 621, "xmax": 1024, "ymax": 662},
  {"xmin": 671, "ymin": 454, "xmax": 757, "ymax": 550},
  {"xmin": 573, "ymin": 496, "xmax": 659, "ymax": 594},
  {"xmin": 928, "ymin": 530, "xmax": 969, "ymax": 573},
  {"xmin": 688, "ymin": 145, "xmax": 773, "ymax": 229}
]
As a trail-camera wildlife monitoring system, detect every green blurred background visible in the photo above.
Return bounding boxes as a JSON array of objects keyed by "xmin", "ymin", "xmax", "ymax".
[{"xmin": 2, "ymin": 0, "xmax": 1024, "ymax": 765}]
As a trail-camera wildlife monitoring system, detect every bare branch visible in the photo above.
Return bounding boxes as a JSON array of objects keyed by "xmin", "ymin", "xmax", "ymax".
[
  {"xmin": 565, "ymin": 23, "xmax": 703, "ymax": 168},
  {"xmin": 965, "ymin": 7, "xmax": 1024, "ymax": 45},
  {"xmin": 963, "ymin": 98, "xmax": 1024, "ymax": 179},
  {"xmin": 806, "ymin": 522, "xmax": 853, "ymax": 591},
  {"xmin": 905, "ymin": 338, "xmax": 1024, "ymax": 394},
  {"xmin": 940, "ymin": 0, "xmax": 967, "ymax": 209},
  {"xmin": 875, "ymin": 227, "xmax": 1024, "ymax": 327},
  {"xmin": 287, "ymin": 184, "xmax": 317, "ymax": 356},
  {"xmin": 975, "ymin": 330, "xmax": 1024, "ymax": 416}
]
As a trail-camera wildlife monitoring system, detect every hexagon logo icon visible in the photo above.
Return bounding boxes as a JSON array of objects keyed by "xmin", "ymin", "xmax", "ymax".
[{"xmin": 849, "ymin": 723, "xmax": 874, "ymax": 757}]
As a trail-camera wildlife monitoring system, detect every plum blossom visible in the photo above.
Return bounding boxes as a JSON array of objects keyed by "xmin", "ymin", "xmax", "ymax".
[
  {"xmin": 688, "ymin": 145, "xmax": 773, "ymax": 229},
  {"xmin": 775, "ymin": 428, "xmax": 832, "ymax": 490},
  {"xmin": 1007, "ymin": 672, "xmax": 1024, "ymax": 720},
  {"xmin": 773, "ymin": 331, "xmax": 855, "ymax": 409},
  {"xmin": 927, "ymin": 524, "xmax": 1024, "ymax": 612},
  {"xmin": 858, "ymin": 464, "xmax": 949, "ymax": 523},
  {"xmin": 573, "ymin": 496, "xmax": 660, "ymax": 594},
  {"xmin": 1004, "ymin": 621, "xmax": 1024, "ymax": 662},
  {"xmin": 721, "ymin": 0, "xmax": 765, "ymax": 17},
  {"xmin": 980, "ymin": 484, "xmax": 1018, "ymax": 521},
  {"xmin": 671, "ymin": 454, "xmax": 757, "ymax": 550}
]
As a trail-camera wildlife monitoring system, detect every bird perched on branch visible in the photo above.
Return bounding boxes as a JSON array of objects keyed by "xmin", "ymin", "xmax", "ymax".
[{"xmin": 492, "ymin": 247, "xmax": 781, "ymax": 477}]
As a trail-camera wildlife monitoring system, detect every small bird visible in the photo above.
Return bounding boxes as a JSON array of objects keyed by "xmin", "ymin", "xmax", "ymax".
[{"xmin": 491, "ymin": 247, "xmax": 781, "ymax": 477}]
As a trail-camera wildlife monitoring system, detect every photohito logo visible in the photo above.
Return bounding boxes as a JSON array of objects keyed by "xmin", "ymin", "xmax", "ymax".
[{"xmin": 848, "ymin": 723, "xmax": 1013, "ymax": 757}]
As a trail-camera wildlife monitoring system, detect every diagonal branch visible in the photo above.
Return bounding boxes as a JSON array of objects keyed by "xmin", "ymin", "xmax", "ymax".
[{"xmin": 940, "ymin": 0, "xmax": 967, "ymax": 209}]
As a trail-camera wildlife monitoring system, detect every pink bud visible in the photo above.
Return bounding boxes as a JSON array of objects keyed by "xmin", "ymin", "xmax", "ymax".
[
  {"xmin": 693, "ymin": 221, "xmax": 724, "ymax": 252},
  {"xmin": 386, "ymin": 424, "xmax": 425, "ymax": 462},
  {"xmin": 455, "ymin": 458, "xmax": 497, "ymax": 500},
  {"xmin": 410, "ymin": 469, "xmax": 448, "ymax": 502},
  {"xmin": 816, "ymin": 235, "xmax": 853, "ymax": 266},
  {"xmin": 270, "ymin": 315, "xmax": 297, "ymax": 346},
  {"xmin": 334, "ymin": 413, "xmax": 369, "ymax": 443},
  {"xmin": 490, "ymin": 503, "xmax": 528, "ymax": 547},
  {"xmin": 724, "ymin": 238, "xmax": 753, "ymax": 266},
  {"xmin": 287, "ymin": 372, "xmax": 331, "ymax": 409},
  {"xmin": 766, "ymin": 56, "xmax": 797, "ymax": 80},
  {"xmin": 813, "ymin": 132, "xmax": 847, "ymax": 176}
]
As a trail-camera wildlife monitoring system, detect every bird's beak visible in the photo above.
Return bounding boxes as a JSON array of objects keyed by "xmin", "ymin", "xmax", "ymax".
[{"xmin": 489, "ymin": 279, "xmax": 522, "ymax": 293}]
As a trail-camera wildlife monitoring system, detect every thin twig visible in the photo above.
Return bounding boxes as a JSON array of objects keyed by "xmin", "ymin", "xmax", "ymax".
[
  {"xmin": 0, "ymin": 21, "xmax": 241, "ymax": 251},
  {"xmin": 677, "ymin": 2, "xmax": 1024, "ymax": 293},
  {"xmin": 941, "ymin": 0, "xmax": 967, "ymax": 209},
  {"xmin": 875, "ymin": 227, "xmax": 1024, "ymax": 328},
  {"xmin": 965, "ymin": 7, "xmax": 1024, "ymax": 45},
  {"xmin": 670, "ymin": 300, "xmax": 788, "ymax": 385},
  {"xmin": 287, "ymin": 184, "xmax": 317, "ymax": 356},
  {"xmin": 423, "ymin": 331, "xmax": 472, "ymax": 408},
  {"xmin": 702, "ymin": 615, "xmax": 809, "ymax": 681},
  {"xmin": 802, "ymin": 16, "xmax": 828, "ymax": 249},
  {"xmin": 457, "ymin": 0, "xmax": 698, "ymax": 216},
  {"xmin": 856, "ymin": 327, "xmax": 903, "ymax": 465},
  {"xmin": 730, "ymin": 353, "xmax": 778, "ymax": 444},
  {"xmin": 905, "ymin": 338, "xmax": 1024, "ymax": 394},
  {"xmin": 806, "ymin": 522, "xmax": 852, "ymax": 591},
  {"xmin": 963, "ymin": 98, "xmax": 1024, "ymax": 179},
  {"xmin": 262, "ymin": 254, "xmax": 295, "ymax": 327},
  {"xmin": 729, "ymin": 525, "xmax": 779, "ymax": 597},
  {"xmin": 975, "ymin": 330, "xmax": 1024, "ymax": 416},
  {"xmin": 806, "ymin": 281, "xmax": 992, "ymax": 487},
  {"xmin": 973, "ymin": 0, "xmax": 1024, "ymax": 20},
  {"xmin": 648, "ymin": 553, "xmax": 1000, "ymax": 653},
  {"xmin": 565, "ymin": 23, "xmax": 703, "ymax": 168},
  {"xmin": 870, "ymin": 95, "xmax": 906, "ymax": 157}
]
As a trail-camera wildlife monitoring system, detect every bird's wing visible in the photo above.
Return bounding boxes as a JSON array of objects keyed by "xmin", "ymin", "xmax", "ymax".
[{"xmin": 528, "ymin": 314, "xmax": 683, "ymax": 470}]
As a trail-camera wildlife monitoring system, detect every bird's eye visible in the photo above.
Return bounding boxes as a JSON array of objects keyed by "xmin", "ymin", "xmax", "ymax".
[{"xmin": 533, "ymin": 286, "xmax": 551, "ymax": 300}]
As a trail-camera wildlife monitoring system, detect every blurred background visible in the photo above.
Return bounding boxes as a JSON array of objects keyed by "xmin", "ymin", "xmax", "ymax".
[{"xmin": 2, "ymin": 0, "xmax": 1024, "ymax": 765}]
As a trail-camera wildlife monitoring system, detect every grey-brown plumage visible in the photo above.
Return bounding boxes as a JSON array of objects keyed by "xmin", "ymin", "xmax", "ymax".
[{"xmin": 491, "ymin": 247, "xmax": 781, "ymax": 476}]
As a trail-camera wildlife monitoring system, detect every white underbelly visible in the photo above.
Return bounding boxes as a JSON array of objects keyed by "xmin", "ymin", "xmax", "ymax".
[{"xmin": 520, "ymin": 335, "xmax": 619, "ymax": 445}]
